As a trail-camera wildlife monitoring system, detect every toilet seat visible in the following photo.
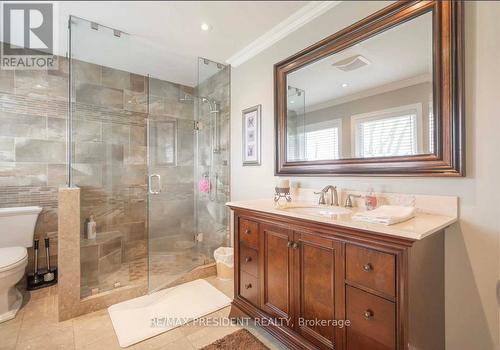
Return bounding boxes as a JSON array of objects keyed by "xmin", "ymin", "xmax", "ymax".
[{"xmin": 0, "ymin": 247, "xmax": 27, "ymax": 273}]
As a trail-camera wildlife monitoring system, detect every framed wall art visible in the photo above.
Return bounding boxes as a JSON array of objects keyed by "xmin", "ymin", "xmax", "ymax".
[{"xmin": 242, "ymin": 105, "xmax": 261, "ymax": 166}]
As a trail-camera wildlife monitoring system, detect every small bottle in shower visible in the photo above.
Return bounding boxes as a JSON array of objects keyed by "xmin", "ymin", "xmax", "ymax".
[{"xmin": 86, "ymin": 215, "xmax": 97, "ymax": 240}]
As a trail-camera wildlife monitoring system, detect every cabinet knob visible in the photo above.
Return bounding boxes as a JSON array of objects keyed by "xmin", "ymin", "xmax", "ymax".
[
  {"xmin": 363, "ymin": 309, "xmax": 374, "ymax": 320},
  {"xmin": 245, "ymin": 257, "xmax": 252, "ymax": 263},
  {"xmin": 292, "ymin": 242, "xmax": 299, "ymax": 249},
  {"xmin": 362, "ymin": 263, "xmax": 373, "ymax": 272},
  {"xmin": 287, "ymin": 241, "xmax": 293, "ymax": 248},
  {"xmin": 244, "ymin": 229, "xmax": 251, "ymax": 235},
  {"xmin": 245, "ymin": 283, "xmax": 252, "ymax": 289}
]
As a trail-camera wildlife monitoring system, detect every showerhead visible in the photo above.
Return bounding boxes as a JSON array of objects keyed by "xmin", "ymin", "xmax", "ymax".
[{"xmin": 201, "ymin": 97, "xmax": 218, "ymax": 113}]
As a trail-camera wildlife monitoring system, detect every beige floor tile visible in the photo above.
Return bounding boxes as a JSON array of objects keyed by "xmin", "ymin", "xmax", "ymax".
[
  {"xmin": 0, "ymin": 317, "xmax": 22, "ymax": 350},
  {"xmin": 76, "ymin": 333, "xmax": 120, "ymax": 350},
  {"xmin": 0, "ymin": 334, "xmax": 19, "ymax": 350},
  {"xmin": 0, "ymin": 311, "xmax": 23, "ymax": 338},
  {"xmin": 15, "ymin": 326, "xmax": 75, "ymax": 350},
  {"xmin": 130, "ymin": 327, "xmax": 185, "ymax": 350},
  {"xmin": 18, "ymin": 302, "xmax": 73, "ymax": 343},
  {"xmin": 185, "ymin": 325, "xmax": 241, "ymax": 349},
  {"xmin": 13, "ymin": 293, "xmax": 73, "ymax": 349},
  {"xmin": 179, "ymin": 306, "xmax": 232, "ymax": 337},
  {"xmin": 18, "ymin": 321, "xmax": 73, "ymax": 344},
  {"xmin": 158, "ymin": 337, "xmax": 195, "ymax": 350},
  {"xmin": 20, "ymin": 295, "xmax": 59, "ymax": 326},
  {"xmin": 73, "ymin": 311, "xmax": 117, "ymax": 350}
]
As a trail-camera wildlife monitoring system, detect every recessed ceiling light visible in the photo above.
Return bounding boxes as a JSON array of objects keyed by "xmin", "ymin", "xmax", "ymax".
[
  {"xmin": 341, "ymin": 83, "xmax": 349, "ymax": 88},
  {"xmin": 200, "ymin": 23, "xmax": 212, "ymax": 32}
]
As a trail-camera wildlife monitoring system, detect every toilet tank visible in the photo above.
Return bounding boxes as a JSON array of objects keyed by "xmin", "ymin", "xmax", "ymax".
[{"xmin": 0, "ymin": 206, "xmax": 42, "ymax": 248}]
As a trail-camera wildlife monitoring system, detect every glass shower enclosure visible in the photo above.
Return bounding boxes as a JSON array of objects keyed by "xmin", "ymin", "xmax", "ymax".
[{"xmin": 69, "ymin": 17, "xmax": 230, "ymax": 298}]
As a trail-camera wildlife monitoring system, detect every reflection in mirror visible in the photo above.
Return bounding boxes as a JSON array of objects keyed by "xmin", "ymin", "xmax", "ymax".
[{"xmin": 286, "ymin": 11, "xmax": 433, "ymax": 162}]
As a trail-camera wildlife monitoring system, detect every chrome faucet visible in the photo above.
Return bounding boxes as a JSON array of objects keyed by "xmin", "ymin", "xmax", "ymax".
[{"xmin": 314, "ymin": 185, "xmax": 339, "ymax": 206}]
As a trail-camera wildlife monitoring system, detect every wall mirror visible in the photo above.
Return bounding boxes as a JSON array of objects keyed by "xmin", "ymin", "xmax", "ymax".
[{"xmin": 275, "ymin": 1, "xmax": 464, "ymax": 176}]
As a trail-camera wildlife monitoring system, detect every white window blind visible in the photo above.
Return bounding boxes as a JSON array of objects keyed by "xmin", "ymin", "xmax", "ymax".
[
  {"xmin": 287, "ymin": 133, "xmax": 300, "ymax": 161},
  {"xmin": 287, "ymin": 119, "xmax": 341, "ymax": 161},
  {"xmin": 352, "ymin": 104, "xmax": 421, "ymax": 158},
  {"xmin": 305, "ymin": 127, "xmax": 340, "ymax": 160}
]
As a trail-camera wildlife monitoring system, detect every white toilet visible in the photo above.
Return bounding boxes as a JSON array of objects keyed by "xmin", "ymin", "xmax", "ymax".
[{"xmin": 0, "ymin": 206, "xmax": 42, "ymax": 323}]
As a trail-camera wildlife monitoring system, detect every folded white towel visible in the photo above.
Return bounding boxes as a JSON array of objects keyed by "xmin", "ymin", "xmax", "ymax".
[{"xmin": 352, "ymin": 205, "xmax": 416, "ymax": 226}]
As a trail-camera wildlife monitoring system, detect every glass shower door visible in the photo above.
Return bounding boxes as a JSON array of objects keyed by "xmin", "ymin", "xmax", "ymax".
[
  {"xmin": 147, "ymin": 79, "xmax": 203, "ymax": 292},
  {"xmin": 146, "ymin": 58, "xmax": 230, "ymax": 293}
]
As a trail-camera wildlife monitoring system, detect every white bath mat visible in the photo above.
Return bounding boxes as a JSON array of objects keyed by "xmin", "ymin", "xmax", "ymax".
[{"xmin": 108, "ymin": 279, "xmax": 232, "ymax": 347}]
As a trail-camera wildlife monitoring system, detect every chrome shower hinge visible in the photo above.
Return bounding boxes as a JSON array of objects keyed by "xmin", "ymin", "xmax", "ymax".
[{"xmin": 193, "ymin": 121, "xmax": 200, "ymax": 131}]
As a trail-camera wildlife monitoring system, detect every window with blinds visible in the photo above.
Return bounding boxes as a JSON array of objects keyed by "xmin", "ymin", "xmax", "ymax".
[
  {"xmin": 287, "ymin": 119, "xmax": 341, "ymax": 161},
  {"xmin": 352, "ymin": 104, "xmax": 421, "ymax": 158},
  {"xmin": 305, "ymin": 127, "xmax": 340, "ymax": 160}
]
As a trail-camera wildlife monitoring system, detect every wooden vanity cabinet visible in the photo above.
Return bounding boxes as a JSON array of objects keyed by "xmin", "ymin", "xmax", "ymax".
[{"xmin": 230, "ymin": 209, "xmax": 445, "ymax": 350}]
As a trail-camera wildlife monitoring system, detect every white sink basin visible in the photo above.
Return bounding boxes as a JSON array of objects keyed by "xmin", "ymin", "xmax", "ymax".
[{"xmin": 277, "ymin": 205, "xmax": 351, "ymax": 217}]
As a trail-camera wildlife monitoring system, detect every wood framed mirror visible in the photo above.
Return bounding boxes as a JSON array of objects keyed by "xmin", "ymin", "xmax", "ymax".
[{"xmin": 274, "ymin": 1, "xmax": 464, "ymax": 176}]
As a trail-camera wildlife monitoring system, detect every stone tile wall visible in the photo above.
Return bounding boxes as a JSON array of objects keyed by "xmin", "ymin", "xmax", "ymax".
[{"xmin": 0, "ymin": 56, "xmax": 68, "ymax": 271}]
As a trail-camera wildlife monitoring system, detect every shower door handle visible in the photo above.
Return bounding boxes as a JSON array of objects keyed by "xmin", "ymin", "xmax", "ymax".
[{"xmin": 149, "ymin": 174, "xmax": 161, "ymax": 195}]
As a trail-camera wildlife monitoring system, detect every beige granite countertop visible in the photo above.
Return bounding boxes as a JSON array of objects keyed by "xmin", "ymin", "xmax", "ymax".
[{"xmin": 226, "ymin": 199, "xmax": 458, "ymax": 241}]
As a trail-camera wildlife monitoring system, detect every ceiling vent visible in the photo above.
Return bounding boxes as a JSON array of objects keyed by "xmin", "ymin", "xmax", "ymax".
[{"xmin": 332, "ymin": 55, "xmax": 371, "ymax": 72}]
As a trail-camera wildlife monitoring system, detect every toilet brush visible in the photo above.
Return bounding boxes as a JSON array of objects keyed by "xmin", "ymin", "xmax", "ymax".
[
  {"xmin": 27, "ymin": 239, "xmax": 56, "ymax": 290},
  {"xmin": 32, "ymin": 239, "xmax": 42, "ymax": 284},
  {"xmin": 43, "ymin": 238, "xmax": 55, "ymax": 282}
]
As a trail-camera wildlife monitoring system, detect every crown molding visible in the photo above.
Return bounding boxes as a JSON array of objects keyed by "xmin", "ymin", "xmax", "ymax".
[{"xmin": 226, "ymin": 1, "xmax": 342, "ymax": 67}]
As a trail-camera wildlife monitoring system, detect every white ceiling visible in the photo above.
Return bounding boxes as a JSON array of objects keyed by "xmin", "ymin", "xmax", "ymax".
[
  {"xmin": 287, "ymin": 10, "xmax": 433, "ymax": 110},
  {"xmin": 56, "ymin": 1, "xmax": 310, "ymax": 86}
]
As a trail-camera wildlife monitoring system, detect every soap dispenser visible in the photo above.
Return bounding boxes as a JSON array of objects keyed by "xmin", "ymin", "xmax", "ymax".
[
  {"xmin": 365, "ymin": 188, "xmax": 378, "ymax": 210},
  {"xmin": 86, "ymin": 215, "xmax": 97, "ymax": 240}
]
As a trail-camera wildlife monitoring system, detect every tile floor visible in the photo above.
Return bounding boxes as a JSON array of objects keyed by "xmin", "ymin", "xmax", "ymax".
[{"xmin": 0, "ymin": 276, "xmax": 288, "ymax": 350}]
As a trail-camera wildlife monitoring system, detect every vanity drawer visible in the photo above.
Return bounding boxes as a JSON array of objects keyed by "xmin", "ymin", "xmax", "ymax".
[
  {"xmin": 239, "ymin": 218, "xmax": 259, "ymax": 249},
  {"xmin": 239, "ymin": 271, "xmax": 259, "ymax": 306},
  {"xmin": 346, "ymin": 244, "xmax": 396, "ymax": 297},
  {"xmin": 239, "ymin": 244, "xmax": 258, "ymax": 277},
  {"xmin": 346, "ymin": 286, "xmax": 396, "ymax": 350}
]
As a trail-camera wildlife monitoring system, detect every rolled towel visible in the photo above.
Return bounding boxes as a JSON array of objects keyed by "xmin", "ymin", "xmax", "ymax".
[{"xmin": 352, "ymin": 205, "xmax": 416, "ymax": 226}]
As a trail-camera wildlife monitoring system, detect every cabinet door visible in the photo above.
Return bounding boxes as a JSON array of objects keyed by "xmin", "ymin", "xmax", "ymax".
[
  {"xmin": 260, "ymin": 223, "xmax": 294, "ymax": 322},
  {"xmin": 293, "ymin": 231, "xmax": 344, "ymax": 350}
]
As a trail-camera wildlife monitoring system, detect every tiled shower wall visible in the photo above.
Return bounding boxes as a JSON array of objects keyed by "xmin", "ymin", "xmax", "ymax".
[
  {"xmin": 0, "ymin": 57, "xmax": 68, "ymax": 270},
  {"xmin": 0, "ymin": 53, "xmax": 196, "ymax": 282}
]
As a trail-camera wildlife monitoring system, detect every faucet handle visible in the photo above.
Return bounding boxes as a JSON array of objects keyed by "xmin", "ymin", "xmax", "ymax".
[
  {"xmin": 345, "ymin": 194, "xmax": 362, "ymax": 208},
  {"xmin": 314, "ymin": 191, "xmax": 327, "ymax": 205}
]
